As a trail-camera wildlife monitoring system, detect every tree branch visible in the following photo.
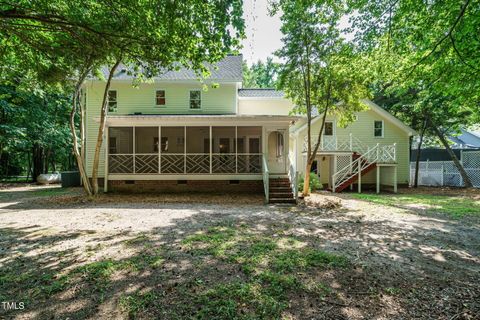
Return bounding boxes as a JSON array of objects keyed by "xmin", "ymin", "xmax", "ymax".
[{"xmin": 406, "ymin": 0, "xmax": 470, "ymax": 77}]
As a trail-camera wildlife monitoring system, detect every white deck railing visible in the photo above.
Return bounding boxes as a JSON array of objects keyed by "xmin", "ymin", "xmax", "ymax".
[
  {"xmin": 331, "ymin": 143, "xmax": 397, "ymax": 192},
  {"xmin": 109, "ymin": 153, "xmax": 263, "ymax": 174}
]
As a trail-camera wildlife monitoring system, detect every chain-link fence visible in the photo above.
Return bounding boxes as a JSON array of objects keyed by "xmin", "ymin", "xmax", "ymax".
[{"xmin": 410, "ymin": 150, "xmax": 480, "ymax": 188}]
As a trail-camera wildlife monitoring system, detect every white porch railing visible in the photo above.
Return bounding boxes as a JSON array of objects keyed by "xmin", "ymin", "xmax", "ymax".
[
  {"xmin": 262, "ymin": 154, "xmax": 269, "ymax": 203},
  {"xmin": 109, "ymin": 153, "xmax": 263, "ymax": 174},
  {"xmin": 287, "ymin": 155, "xmax": 298, "ymax": 202},
  {"xmin": 331, "ymin": 143, "xmax": 397, "ymax": 192}
]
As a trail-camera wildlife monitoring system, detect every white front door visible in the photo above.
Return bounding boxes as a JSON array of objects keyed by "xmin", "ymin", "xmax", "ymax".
[{"xmin": 267, "ymin": 130, "xmax": 286, "ymax": 174}]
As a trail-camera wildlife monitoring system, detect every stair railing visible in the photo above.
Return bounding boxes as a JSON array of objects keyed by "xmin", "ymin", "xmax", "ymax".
[
  {"xmin": 332, "ymin": 144, "xmax": 380, "ymax": 192},
  {"xmin": 262, "ymin": 154, "xmax": 269, "ymax": 204},
  {"xmin": 287, "ymin": 155, "xmax": 299, "ymax": 203}
]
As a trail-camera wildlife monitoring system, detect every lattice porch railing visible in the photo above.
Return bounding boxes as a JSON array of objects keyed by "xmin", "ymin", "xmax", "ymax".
[{"xmin": 108, "ymin": 153, "xmax": 264, "ymax": 174}]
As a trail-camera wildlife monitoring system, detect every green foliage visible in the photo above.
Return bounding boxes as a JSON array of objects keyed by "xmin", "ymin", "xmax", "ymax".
[
  {"xmin": 298, "ymin": 173, "xmax": 321, "ymax": 192},
  {"xmin": 0, "ymin": 81, "xmax": 75, "ymax": 178},
  {"xmin": 242, "ymin": 57, "xmax": 280, "ymax": 88}
]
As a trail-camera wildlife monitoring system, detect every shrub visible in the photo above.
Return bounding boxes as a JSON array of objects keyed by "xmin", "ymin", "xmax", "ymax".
[{"xmin": 298, "ymin": 173, "xmax": 321, "ymax": 192}]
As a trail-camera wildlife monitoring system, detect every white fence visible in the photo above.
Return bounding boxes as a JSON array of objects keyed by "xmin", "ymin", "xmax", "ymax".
[{"xmin": 410, "ymin": 150, "xmax": 480, "ymax": 188}]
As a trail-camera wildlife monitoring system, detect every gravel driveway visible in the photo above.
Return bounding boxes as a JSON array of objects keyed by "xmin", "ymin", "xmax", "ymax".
[{"xmin": 1, "ymin": 185, "xmax": 479, "ymax": 319}]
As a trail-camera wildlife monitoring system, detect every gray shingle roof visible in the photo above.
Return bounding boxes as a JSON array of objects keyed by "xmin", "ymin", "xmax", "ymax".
[
  {"xmin": 103, "ymin": 55, "xmax": 243, "ymax": 82},
  {"xmin": 238, "ymin": 88, "xmax": 285, "ymax": 98}
]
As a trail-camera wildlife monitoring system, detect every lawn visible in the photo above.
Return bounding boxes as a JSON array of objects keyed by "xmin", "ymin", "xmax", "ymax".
[
  {"xmin": 348, "ymin": 191, "xmax": 480, "ymax": 218},
  {"xmin": 1, "ymin": 185, "xmax": 479, "ymax": 319}
]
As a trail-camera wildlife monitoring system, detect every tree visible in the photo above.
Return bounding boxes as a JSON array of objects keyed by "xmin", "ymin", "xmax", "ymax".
[
  {"xmin": 1, "ymin": 0, "xmax": 245, "ymax": 194},
  {"xmin": 348, "ymin": 0, "xmax": 480, "ymax": 187},
  {"xmin": 273, "ymin": 0, "xmax": 370, "ymax": 195},
  {"xmin": 243, "ymin": 58, "xmax": 281, "ymax": 88}
]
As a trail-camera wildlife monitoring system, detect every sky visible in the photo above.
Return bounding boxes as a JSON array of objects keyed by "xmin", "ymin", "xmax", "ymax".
[
  {"xmin": 240, "ymin": 0, "xmax": 354, "ymax": 66},
  {"xmin": 241, "ymin": 0, "xmax": 283, "ymax": 66}
]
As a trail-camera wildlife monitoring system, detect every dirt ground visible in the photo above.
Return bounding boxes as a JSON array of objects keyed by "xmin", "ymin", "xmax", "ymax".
[{"xmin": 0, "ymin": 184, "xmax": 479, "ymax": 319}]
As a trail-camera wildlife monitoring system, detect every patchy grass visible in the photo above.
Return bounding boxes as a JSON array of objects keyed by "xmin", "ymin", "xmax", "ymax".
[
  {"xmin": 175, "ymin": 224, "xmax": 348, "ymax": 319},
  {"xmin": 349, "ymin": 193, "xmax": 480, "ymax": 217}
]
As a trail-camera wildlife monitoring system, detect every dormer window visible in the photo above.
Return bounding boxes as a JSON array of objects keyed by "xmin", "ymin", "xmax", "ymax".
[
  {"xmin": 189, "ymin": 90, "xmax": 201, "ymax": 109},
  {"xmin": 108, "ymin": 90, "xmax": 117, "ymax": 112},
  {"xmin": 156, "ymin": 90, "xmax": 166, "ymax": 106}
]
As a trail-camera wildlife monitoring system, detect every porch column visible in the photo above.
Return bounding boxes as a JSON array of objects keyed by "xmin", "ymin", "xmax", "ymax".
[
  {"xmin": 393, "ymin": 166, "xmax": 398, "ymax": 193},
  {"xmin": 358, "ymin": 160, "xmax": 361, "ymax": 193},
  {"xmin": 209, "ymin": 126, "xmax": 212, "ymax": 174},
  {"xmin": 376, "ymin": 165, "xmax": 380, "ymax": 194}
]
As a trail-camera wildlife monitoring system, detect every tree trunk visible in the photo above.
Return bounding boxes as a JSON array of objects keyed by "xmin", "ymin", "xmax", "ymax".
[
  {"xmin": 303, "ymin": 161, "xmax": 312, "ymax": 195},
  {"xmin": 69, "ymin": 65, "xmax": 93, "ymax": 196},
  {"xmin": 91, "ymin": 60, "xmax": 121, "ymax": 195},
  {"xmin": 32, "ymin": 143, "xmax": 44, "ymax": 182},
  {"xmin": 414, "ymin": 119, "xmax": 427, "ymax": 188},
  {"xmin": 433, "ymin": 126, "xmax": 473, "ymax": 188},
  {"xmin": 44, "ymin": 148, "xmax": 50, "ymax": 174},
  {"xmin": 26, "ymin": 151, "xmax": 32, "ymax": 182}
]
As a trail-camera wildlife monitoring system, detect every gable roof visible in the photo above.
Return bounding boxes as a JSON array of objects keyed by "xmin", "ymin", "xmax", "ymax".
[
  {"xmin": 238, "ymin": 88, "xmax": 285, "ymax": 98},
  {"xmin": 292, "ymin": 99, "xmax": 416, "ymax": 136},
  {"xmin": 449, "ymin": 128, "xmax": 480, "ymax": 148},
  {"xmin": 100, "ymin": 55, "xmax": 243, "ymax": 82}
]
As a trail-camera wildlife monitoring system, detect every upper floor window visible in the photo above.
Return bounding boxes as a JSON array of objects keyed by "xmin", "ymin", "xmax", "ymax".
[
  {"xmin": 324, "ymin": 121, "xmax": 333, "ymax": 136},
  {"xmin": 374, "ymin": 120, "xmax": 384, "ymax": 137},
  {"xmin": 108, "ymin": 90, "xmax": 117, "ymax": 112},
  {"xmin": 156, "ymin": 90, "xmax": 166, "ymax": 106},
  {"xmin": 189, "ymin": 90, "xmax": 201, "ymax": 109}
]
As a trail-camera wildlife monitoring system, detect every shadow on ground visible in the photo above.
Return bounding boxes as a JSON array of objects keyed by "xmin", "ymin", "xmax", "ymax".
[{"xmin": 0, "ymin": 186, "xmax": 479, "ymax": 319}]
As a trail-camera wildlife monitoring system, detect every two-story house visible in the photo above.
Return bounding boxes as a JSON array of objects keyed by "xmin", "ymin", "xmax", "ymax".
[{"xmin": 83, "ymin": 55, "xmax": 415, "ymax": 203}]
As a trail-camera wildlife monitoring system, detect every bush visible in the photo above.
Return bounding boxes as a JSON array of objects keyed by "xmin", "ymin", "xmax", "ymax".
[{"xmin": 298, "ymin": 173, "xmax": 321, "ymax": 192}]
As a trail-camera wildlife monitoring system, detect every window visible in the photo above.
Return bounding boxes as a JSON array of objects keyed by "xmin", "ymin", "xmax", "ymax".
[
  {"xmin": 153, "ymin": 137, "xmax": 159, "ymax": 152},
  {"xmin": 189, "ymin": 90, "xmax": 201, "ymax": 109},
  {"xmin": 374, "ymin": 120, "xmax": 384, "ymax": 137},
  {"xmin": 108, "ymin": 90, "xmax": 117, "ymax": 112},
  {"xmin": 156, "ymin": 90, "xmax": 165, "ymax": 106},
  {"xmin": 276, "ymin": 132, "xmax": 284, "ymax": 157},
  {"xmin": 324, "ymin": 121, "xmax": 333, "ymax": 136}
]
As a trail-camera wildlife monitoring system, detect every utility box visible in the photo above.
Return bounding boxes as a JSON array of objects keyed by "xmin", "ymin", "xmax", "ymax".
[{"xmin": 61, "ymin": 171, "xmax": 80, "ymax": 188}]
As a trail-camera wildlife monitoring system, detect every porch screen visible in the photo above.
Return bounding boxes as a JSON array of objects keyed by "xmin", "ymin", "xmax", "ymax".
[
  {"xmin": 135, "ymin": 127, "xmax": 159, "ymax": 173},
  {"xmin": 186, "ymin": 127, "xmax": 210, "ymax": 173},
  {"xmin": 108, "ymin": 127, "xmax": 133, "ymax": 173},
  {"xmin": 212, "ymin": 127, "xmax": 236, "ymax": 173},
  {"xmin": 237, "ymin": 126, "xmax": 262, "ymax": 173},
  {"xmin": 161, "ymin": 127, "xmax": 185, "ymax": 173}
]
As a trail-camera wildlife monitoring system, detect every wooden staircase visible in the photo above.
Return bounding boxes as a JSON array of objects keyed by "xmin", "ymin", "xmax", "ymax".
[
  {"xmin": 334, "ymin": 161, "xmax": 377, "ymax": 192},
  {"xmin": 332, "ymin": 144, "xmax": 386, "ymax": 193},
  {"xmin": 269, "ymin": 177, "xmax": 296, "ymax": 204}
]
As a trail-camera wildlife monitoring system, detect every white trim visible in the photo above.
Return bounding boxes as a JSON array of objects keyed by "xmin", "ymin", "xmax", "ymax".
[
  {"xmin": 238, "ymin": 96, "xmax": 288, "ymax": 101},
  {"xmin": 108, "ymin": 174, "xmax": 262, "ymax": 180},
  {"xmin": 291, "ymin": 99, "xmax": 416, "ymax": 136}
]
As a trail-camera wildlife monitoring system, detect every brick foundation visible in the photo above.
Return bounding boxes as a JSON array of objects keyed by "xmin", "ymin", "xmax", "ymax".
[{"xmin": 108, "ymin": 179, "xmax": 264, "ymax": 194}]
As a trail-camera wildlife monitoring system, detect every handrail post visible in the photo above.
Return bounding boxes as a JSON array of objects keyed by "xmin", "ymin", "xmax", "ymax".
[
  {"xmin": 349, "ymin": 133, "xmax": 353, "ymax": 151},
  {"xmin": 376, "ymin": 143, "xmax": 380, "ymax": 162},
  {"xmin": 393, "ymin": 143, "xmax": 397, "ymax": 162}
]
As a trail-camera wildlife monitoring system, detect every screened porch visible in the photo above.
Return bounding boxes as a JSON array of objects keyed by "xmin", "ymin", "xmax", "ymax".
[{"xmin": 107, "ymin": 126, "xmax": 263, "ymax": 175}]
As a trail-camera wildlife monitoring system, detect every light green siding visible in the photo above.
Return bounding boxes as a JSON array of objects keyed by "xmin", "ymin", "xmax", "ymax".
[
  {"xmin": 84, "ymin": 81, "xmax": 237, "ymax": 177},
  {"xmin": 295, "ymin": 108, "xmax": 411, "ymax": 185}
]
